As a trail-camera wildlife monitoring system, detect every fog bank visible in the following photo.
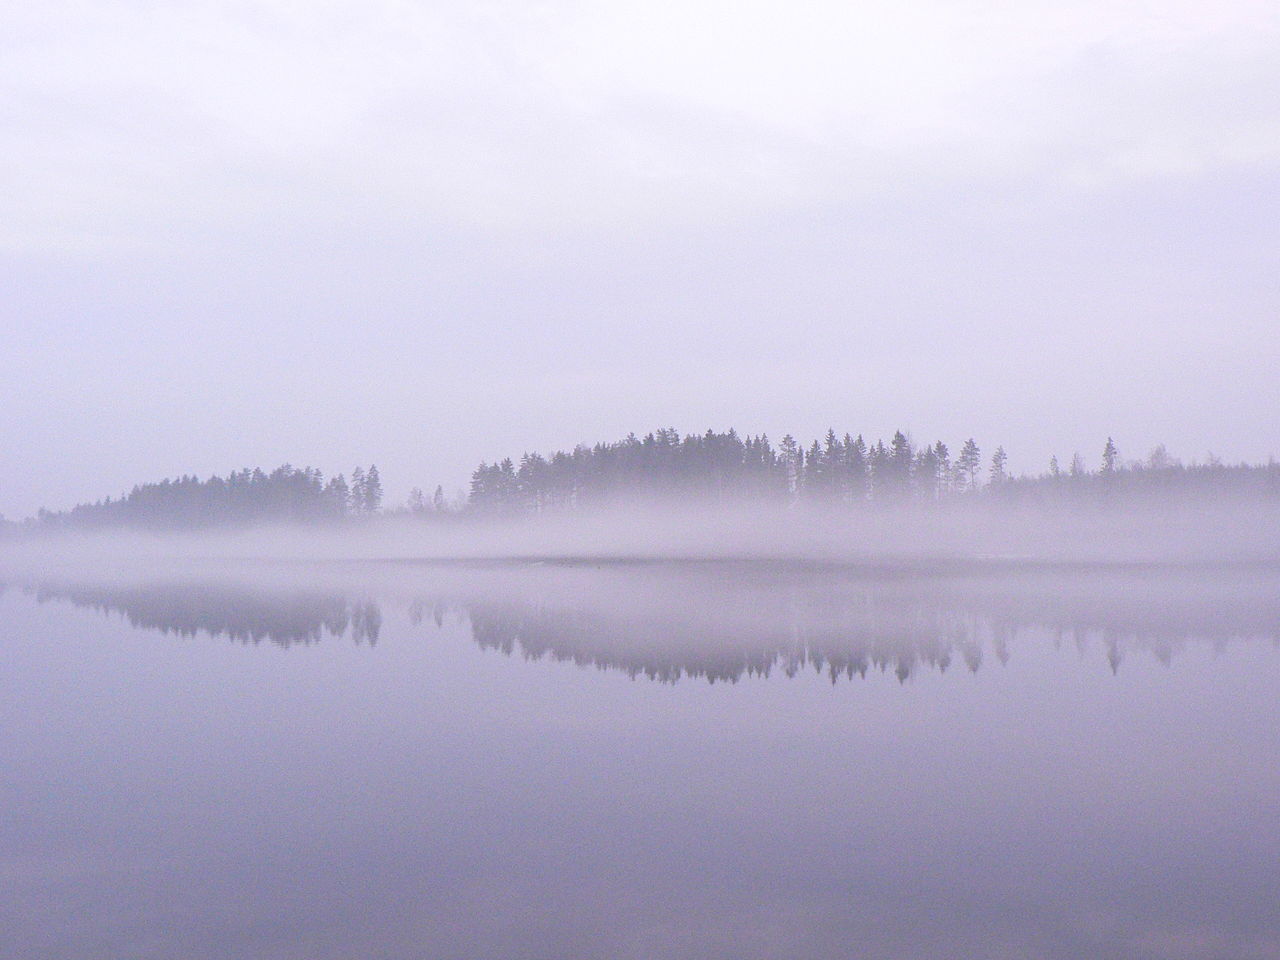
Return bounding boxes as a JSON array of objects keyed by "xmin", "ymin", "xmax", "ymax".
[{"xmin": 5, "ymin": 497, "xmax": 1280, "ymax": 574}]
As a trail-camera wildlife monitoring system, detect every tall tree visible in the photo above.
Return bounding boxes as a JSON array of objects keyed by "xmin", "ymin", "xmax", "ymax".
[
  {"xmin": 989, "ymin": 446, "xmax": 1008, "ymax": 486},
  {"xmin": 846, "ymin": 434, "xmax": 868, "ymax": 502},
  {"xmin": 933, "ymin": 441, "xmax": 951, "ymax": 496},
  {"xmin": 364, "ymin": 466, "xmax": 383, "ymax": 513},
  {"xmin": 351, "ymin": 467, "xmax": 367, "ymax": 514},
  {"xmin": 1101, "ymin": 437, "xmax": 1119, "ymax": 475},
  {"xmin": 957, "ymin": 439, "xmax": 981, "ymax": 491},
  {"xmin": 779, "ymin": 434, "xmax": 801, "ymax": 498}
]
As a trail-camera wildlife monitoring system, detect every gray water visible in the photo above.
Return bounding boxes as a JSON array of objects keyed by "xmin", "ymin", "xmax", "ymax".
[{"xmin": 3, "ymin": 561, "xmax": 1279, "ymax": 960}]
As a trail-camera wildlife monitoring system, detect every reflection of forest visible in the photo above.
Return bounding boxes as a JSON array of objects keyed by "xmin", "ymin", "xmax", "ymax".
[
  {"xmin": 28, "ymin": 580, "xmax": 381, "ymax": 646},
  {"xmin": 20, "ymin": 565, "xmax": 1280, "ymax": 681},
  {"xmin": 458, "ymin": 579, "xmax": 1280, "ymax": 683}
]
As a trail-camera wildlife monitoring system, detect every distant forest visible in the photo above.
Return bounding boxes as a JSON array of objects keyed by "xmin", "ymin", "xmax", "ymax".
[
  {"xmin": 18, "ymin": 464, "xmax": 386, "ymax": 531},
  {"xmin": 7, "ymin": 428, "xmax": 1278, "ymax": 532},
  {"xmin": 467, "ymin": 428, "xmax": 1279, "ymax": 513}
]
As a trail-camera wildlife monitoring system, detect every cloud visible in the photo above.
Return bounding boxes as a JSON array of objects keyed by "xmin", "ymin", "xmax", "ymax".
[{"xmin": 3, "ymin": 0, "xmax": 1276, "ymax": 251}]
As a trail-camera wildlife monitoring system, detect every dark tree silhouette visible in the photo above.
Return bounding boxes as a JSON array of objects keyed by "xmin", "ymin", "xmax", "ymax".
[
  {"xmin": 16, "ymin": 426, "xmax": 1278, "ymax": 534},
  {"xmin": 957, "ymin": 439, "xmax": 981, "ymax": 492},
  {"xmin": 30, "ymin": 464, "xmax": 365, "ymax": 530}
]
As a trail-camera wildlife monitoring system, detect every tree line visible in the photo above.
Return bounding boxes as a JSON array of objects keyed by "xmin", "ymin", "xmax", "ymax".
[
  {"xmin": 470, "ymin": 428, "xmax": 983, "ymax": 512},
  {"xmin": 469, "ymin": 428, "xmax": 1279, "ymax": 513},
  {"xmin": 25, "ymin": 464, "xmax": 384, "ymax": 530},
  {"xmin": 5, "ymin": 427, "xmax": 1276, "ymax": 533}
]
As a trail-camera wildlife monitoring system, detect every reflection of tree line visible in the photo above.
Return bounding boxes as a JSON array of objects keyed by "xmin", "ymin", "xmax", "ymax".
[
  {"xmin": 458, "ymin": 595, "xmax": 1279, "ymax": 683},
  {"xmin": 463, "ymin": 602, "xmax": 975, "ymax": 683},
  {"xmin": 21, "ymin": 575, "xmax": 1280, "ymax": 679},
  {"xmin": 28, "ymin": 581, "xmax": 381, "ymax": 646}
]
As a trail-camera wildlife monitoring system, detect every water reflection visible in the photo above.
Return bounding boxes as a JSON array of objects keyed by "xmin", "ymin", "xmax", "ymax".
[
  {"xmin": 6, "ymin": 564, "xmax": 1280, "ymax": 960},
  {"xmin": 21, "ymin": 563, "xmax": 1280, "ymax": 681},
  {"xmin": 28, "ymin": 579, "xmax": 382, "ymax": 646}
]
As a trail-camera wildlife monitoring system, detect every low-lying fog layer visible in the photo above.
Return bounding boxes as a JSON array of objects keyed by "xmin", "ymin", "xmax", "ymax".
[
  {"xmin": 4, "ymin": 498, "xmax": 1280, "ymax": 570},
  {"xmin": 10, "ymin": 558, "xmax": 1279, "ymax": 683}
]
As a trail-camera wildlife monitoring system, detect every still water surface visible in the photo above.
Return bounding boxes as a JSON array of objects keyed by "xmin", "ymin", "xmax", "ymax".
[{"xmin": 2, "ymin": 561, "xmax": 1279, "ymax": 960}]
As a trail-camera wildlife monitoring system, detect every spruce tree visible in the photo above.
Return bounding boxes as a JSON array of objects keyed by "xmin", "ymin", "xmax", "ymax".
[
  {"xmin": 989, "ymin": 446, "xmax": 1008, "ymax": 486},
  {"xmin": 957, "ymin": 439, "xmax": 981, "ymax": 491},
  {"xmin": 1102, "ymin": 438, "xmax": 1119, "ymax": 475},
  {"xmin": 351, "ymin": 467, "xmax": 367, "ymax": 514},
  {"xmin": 365, "ymin": 465, "xmax": 384, "ymax": 513},
  {"xmin": 324, "ymin": 474, "xmax": 350, "ymax": 518},
  {"xmin": 779, "ymin": 435, "xmax": 801, "ymax": 497},
  {"xmin": 932, "ymin": 441, "xmax": 951, "ymax": 495}
]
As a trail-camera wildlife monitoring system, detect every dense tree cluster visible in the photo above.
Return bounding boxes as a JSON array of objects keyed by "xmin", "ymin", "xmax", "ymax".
[
  {"xmin": 31, "ymin": 464, "xmax": 383, "ymax": 530},
  {"xmin": 1000, "ymin": 441, "xmax": 1280, "ymax": 504},
  {"xmin": 469, "ymin": 427, "xmax": 972, "ymax": 512},
  {"xmin": 469, "ymin": 429, "xmax": 1278, "ymax": 513},
  {"xmin": 6, "ymin": 429, "xmax": 1275, "ymax": 535}
]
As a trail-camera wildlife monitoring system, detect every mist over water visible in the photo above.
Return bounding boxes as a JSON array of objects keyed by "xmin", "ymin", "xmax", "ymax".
[
  {"xmin": 4, "ymin": 558, "xmax": 1280, "ymax": 959},
  {"xmin": 14, "ymin": 559, "xmax": 1280, "ymax": 679},
  {"xmin": 7, "ymin": 494, "xmax": 1280, "ymax": 573}
]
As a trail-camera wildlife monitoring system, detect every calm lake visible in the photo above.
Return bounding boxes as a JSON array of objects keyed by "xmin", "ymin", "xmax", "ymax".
[{"xmin": 3, "ymin": 560, "xmax": 1279, "ymax": 960}]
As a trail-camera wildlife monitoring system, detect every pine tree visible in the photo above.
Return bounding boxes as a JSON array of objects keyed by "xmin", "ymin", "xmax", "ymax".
[
  {"xmin": 887, "ymin": 431, "xmax": 913, "ymax": 499},
  {"xmin": 324, "ymin": 474, "xmax": 350, "ymax": 518},
  {"xmin": 364, "ymin": 465, "xmax": 384, "ymax": 513},
  {"xmin": 779, "ymin": 435, "xmax": 801, "ymax": 497},
  {"xmin": 989, "ymin": 446, "xmax": 1008, "ymax": 485},
  {"xmin": 823, "ymin": 429, "xmax": 843, "ymax": 499},
  {"xmin": 408, "ymin": 488, "xmax": 427, "ymax": 514},
  {"xmin": 932, "ymin": 441, "xmax": 951, "ymax": 495},
  {"xmin": 914, "ymin": 445, "xmax": 939, "ymax": 500},
  {"xmin": 351, "ymin": 467, "xmax": 367, "ymax": 514},
  {"xmin": 957, "ymin": 439, "xmax": 981, "ymax": 491},
  {"xmin": 1102, "ymin": 437, "xmax": 1119, "ymax": 475},
  {"xmin": 805, "ymin": 440, "xmax": 824, "ymax": 499},
  {"xmin": 847, "ymin": 435, "xmax": 868, "ymax": 502},
  {"xmin": 1147, "ymin": 444, "xmax": 1172, "ymax": 470}
]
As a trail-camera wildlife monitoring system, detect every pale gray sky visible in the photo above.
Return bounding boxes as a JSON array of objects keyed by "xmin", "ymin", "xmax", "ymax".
[{"xmin": 3, "ymin": 0, "xmax": 1278, "ymax": 517}]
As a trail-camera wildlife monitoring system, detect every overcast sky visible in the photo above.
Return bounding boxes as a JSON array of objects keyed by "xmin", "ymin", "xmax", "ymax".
[{"xmin": 3, "ymin": 0, "xmax": 1278, "ymax": 517}]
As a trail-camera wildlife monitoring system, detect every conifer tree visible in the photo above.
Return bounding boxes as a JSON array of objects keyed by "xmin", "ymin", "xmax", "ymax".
[
  {"xmin": 805, "ymin": 440, "xmax": 824, "ymax": 499},
  {"xmin": 324, "ymin": 474, "xmax": 350, "ymax": 518},
  {"xmin": 350, "ymin": 467, "xmax": 367, "ymax": 514},
  {"xmin": 933, "ymin": 441, "xmax": 951, "ymax": 495},
  {"xmin": 1102, "ymin": 437, "xmax": 1119, "ymax": 475},
  {"xmin": 779, "ymin": 435, "xmax": 801, "ymax": 497},
  {"xmin": 365, "ymin": 466, "xmax": 383, "ymax": 513},
  {"xmin": 847, "ymin": 434, "xmax": 868, "ymax": 502},
  {"xmin": 957, "ymin": 439, "xmax": 981, "ymax": 491},
  {"xmin": 989, "ymin": 446, "xmax": 1008, "ymax": 485}
]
